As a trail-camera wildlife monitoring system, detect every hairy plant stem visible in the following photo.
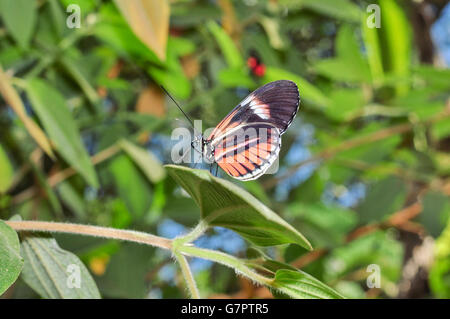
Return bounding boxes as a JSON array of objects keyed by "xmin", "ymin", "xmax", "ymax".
[
  {"xmin": 178, "ymin": 245, "xmax": 272, "ymax": 286},
  {"xmin": 6, "ymin": 220, "xmax": 172, "ymax": 250},
  {"xmin": 174, "ymin": 251, "xmax": 200, "ymax": 299},
  {"xmin": 175, "ymin": 220, "xmax": 209, "ymax": 245},
  {"xmin": 6, "ymin": 220, "xmax": 273, "ymax": 296}
]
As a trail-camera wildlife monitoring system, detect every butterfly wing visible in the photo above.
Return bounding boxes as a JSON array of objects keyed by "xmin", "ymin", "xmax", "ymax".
[
  {"xmin": 212, "ymin": 122, "xmax": 281, "ymax": 181},
  {"xmin": 207, "ymin": 80, "xmax": 300, "ymax": 142}
]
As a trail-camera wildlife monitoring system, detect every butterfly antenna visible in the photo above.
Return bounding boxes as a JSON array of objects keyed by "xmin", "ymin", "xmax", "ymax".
[{"xmin": 159, "ymin": 85, "xmax": 195, "ymax": 129}]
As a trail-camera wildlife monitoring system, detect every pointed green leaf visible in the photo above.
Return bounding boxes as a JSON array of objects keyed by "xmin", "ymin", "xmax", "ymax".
[
  {"xmin": 21, "ymin": 233, "xmax": 101, "ymax": 299},
  {"xmin": 166, "ymin": 165, "xmax": 312, "ymax": 249},
  {"xmin": 273, "ymin": 269, "xmax": 344, "ymax": 299},
  {"xmin": 26, "ymin": 78, "xmax": 98, "ymax": 187},
  {"xmin": 0, "ymin": 220, "xmax": 24, "ymax": 295}
]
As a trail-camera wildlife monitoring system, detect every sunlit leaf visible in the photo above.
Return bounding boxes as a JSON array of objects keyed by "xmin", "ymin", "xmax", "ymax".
[
  {"xmin": 0, "ymin": 66, "xmax": 54, "ymax": 158},
  {"xmin": 114, "ymin": 0, "xmax": 169, "ymax": 61}
]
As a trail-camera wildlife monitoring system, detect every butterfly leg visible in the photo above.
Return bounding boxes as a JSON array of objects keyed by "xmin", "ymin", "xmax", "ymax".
[{"xmin": 214, "ymin": 163, "xmax": 219, "ymax": 177}]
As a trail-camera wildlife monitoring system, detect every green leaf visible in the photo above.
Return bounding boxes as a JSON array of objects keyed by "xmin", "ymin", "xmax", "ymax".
[
  {"xmin": 286, "ymin": 202, "xmax": 357, "ymax": 247},
  {"xmin": 335, "ymin": 25, "xmax": 371, "ymax": 83},
  {"xmin": 281, "ymin": 0, "xmax": 362, "ymax": 23},
  {"xmin": 207, "ymin": 20, "xmax": 244, "ymax": 69},
  {"xmin": 326, "ymin": 88, "xmax": 365, "ymax": 121},
  {"xmin": 109, "ymin": 154, "xmax": 152, "ymax": 219},
  {"xmin": 165, "ymin": 165, "xmax": 312, "ymax": 249},
  {"xmin": 0, "ymin": 220, "xmax": 23, "ymax": 295},
  {"xmin": 357, "ymin": 176, "xmax": 406, "ymax": 224},
  {"xmin": 362, "ymin": 9, "xmax": 384, "ymax": 82},
  {"xmin": 418, "ymin": 191, "xmax": 450, "ymax": 238},
  {"xmin": 120, "ymin": 139, "xmax": 166, "ymax": 183},
  {"xmin": 20, "ymin": 233, "xmax": 101, "ymax": 299},
  {"xmin": 378, "ymin": 0, "xmax": 412, "ymax": 95},
  {"xmin": 218, "ymin": 68, "xmax": 255, "ymax": 89},
  {"xmin": 0, "ymin": 0, "xmax": 37, "ymax": 49},
  {"xmin": 26, "ymin": 78, "xmax": 99, "ymax": 187},
  {"xmin": 0, "ymin": 145, "xmax": 14, "ymax": 193},
  {"xmin": 263, "ymin": 67, "xmax": 329, "ymax": 108},
  {"xmin": 430, "ymin": 219, "xmax": 450, "ymax": 298},
  {"xmin": 273, "ymin": 269, "xmax": 344, "ymax": 299},
  {"xmin": 324, "ymin": 231, "xmax": 403, "ymax": 283}
]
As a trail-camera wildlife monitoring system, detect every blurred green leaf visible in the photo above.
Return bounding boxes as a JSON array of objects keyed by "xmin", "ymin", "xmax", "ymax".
[
  {"xmin": 324, "ymin": 231, "xmax": 403, "ymax": 284},
  {"xmin": 378, "ymin": 0, "xmax": 412, "ymax": 95},
  {"xmin": 109, "ymin": 154, "xmax": 152, "ymax": 219},
  {"xmin": 207, "ymin": 20, "xmax": 244, "ymax": 69},
  {"xmin": 287, "ymin": 202, "xmax": 357, "ymax": 247},
  {"xmin": 418, "ymin": 191, "xmax": 450, "ymax": 238},
  {"xmin": 0, "ymin": 145, "xmax": 14, "ymax": 193},
  {"xmin": 166, "ymin": 165, "xmax": 312, "ymax": 249},
  {"xmin": 430, "ymin": 219, "xmax": 450, "ymax": 298},
  {"xmin": 21, "ymin": 233, "xmax": 100, "ymax": 299},
  {"xmin": 218, "ymin": 68, "xmax": 254, "ymax": 89},
  {"xmin": 326, "ymin": 88, "xmax": 365, "ymax": 121},
  {"xmin": 357, "ymin": 176, "xmax": 406, "ymax": 224},
  {"xmin": 26, "ymin": 78, "xmax": 99, "ymax": 187},
  {"xmin": 362, "ymin": 8, "xmax": 384, "ymax": 83},
  {"xmin": 0, "ymin": 0, "xmax": 37, "ymax": 49},
  {"xmin": 120, "ymin": 139, "xmax": 166, "ymax": 183},
  {"xmin": 281, "ymin": 0, "xmax": 362, "ymax": 23},
  {"xmin": 0, "ymin": 220, "xmax": 23, "ymax": 295},
  {"xmin": 96, "ymin": 243, "xmax": 154, "ymax": 298}
]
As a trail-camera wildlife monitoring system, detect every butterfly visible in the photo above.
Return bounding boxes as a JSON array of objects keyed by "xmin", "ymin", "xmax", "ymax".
[{"xmin": 191, "ymin": 80, "xmax": 300, "ymax": 180}]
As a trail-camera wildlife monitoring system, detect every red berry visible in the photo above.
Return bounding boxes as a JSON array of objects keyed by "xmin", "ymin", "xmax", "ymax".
[
  {"xmin": 247, "ymin": 57, "xmax": 257, "ymax": 69},
  {"xmin": 254, "ymin": 64, "xmax": 266, "ymax": 77}
]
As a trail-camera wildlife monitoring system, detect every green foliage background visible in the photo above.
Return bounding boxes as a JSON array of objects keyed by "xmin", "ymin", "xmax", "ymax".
[{"xmin": 0, "ymin": 0, "xmax": 449, "ymax": 299}]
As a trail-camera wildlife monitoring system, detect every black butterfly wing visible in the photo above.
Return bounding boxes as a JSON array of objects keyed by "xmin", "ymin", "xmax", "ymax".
[{"xmin": 207, "ymin": 80, "xmax": 300, "ymax": 142}]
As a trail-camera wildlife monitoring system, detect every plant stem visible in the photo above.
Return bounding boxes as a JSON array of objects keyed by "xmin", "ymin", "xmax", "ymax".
[
  {"xmin": 174, "ymin": 252, "xmax": 200, "ymax": 299},
  {"xmin": 179, "ymin": 245, "xmax": 272, "ymax": 286},
  {"xmin": 175, "ymin": 220, "xmax": 209, "ymax": 245},
  {"xmin": 7, "ymin": 220, "xmax": 274, "ymax": 294},
  {"xmin": 6, "ymin": 221, "xmax": 172, "ymax": 250}
]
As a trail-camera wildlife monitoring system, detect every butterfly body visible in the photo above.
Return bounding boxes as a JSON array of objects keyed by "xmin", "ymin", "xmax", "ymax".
[{"xmin": 198, "ymin": 80, "xmax": 300, "ymax": 180}]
